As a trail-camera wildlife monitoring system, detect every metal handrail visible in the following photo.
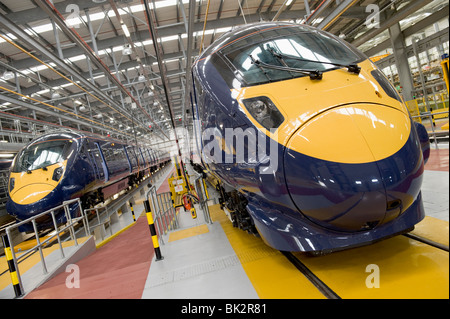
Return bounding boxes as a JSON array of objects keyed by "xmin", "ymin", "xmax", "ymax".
[
  {"xmin": 146, "ymin": 187, "xmax": 180, "ymax": 246},
  {"xmin": 411, "ymin": 110, "xmax": 449, "ymax": 149},
  {"xmin": 3, "ymin": 198, "xmax": 87, "ymax": 297},
  {"xmin": 192, "ymin": 173, "xmax": 212, "ymax": 224}
]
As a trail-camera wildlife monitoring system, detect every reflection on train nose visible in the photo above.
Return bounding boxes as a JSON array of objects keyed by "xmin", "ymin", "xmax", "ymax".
[
  {"xmin": 284, "ymin": 147, "xmax": 387, "ymax": 232},
  {"xmin": 10, "ymin": 183, "xmax": 54, "ymax": 205}
]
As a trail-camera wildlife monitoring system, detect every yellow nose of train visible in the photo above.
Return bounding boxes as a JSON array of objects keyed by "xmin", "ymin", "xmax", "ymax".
[
  {"xmin": 283, "ymin": 102, "xmax": 415, "ymax": 232},
  {"xmin": 9, "ymin": 162, "xmax": 66, "ymax": 205},
  {"xmin": 287, "ymin": 103, "xmax": 411, "ymax": 164}
]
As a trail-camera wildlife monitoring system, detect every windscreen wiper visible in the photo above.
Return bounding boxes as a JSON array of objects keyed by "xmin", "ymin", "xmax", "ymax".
[
  {"xmin": 249, "ymin": 55, "xmax": 274, "ymax": 82},
  {"xmin": 268, "ymin": 48, "xmax": 361, "ymax": 75},
  {"xmin": 250, "ymin": 55, "xmax": 322, "ymax": 80}
]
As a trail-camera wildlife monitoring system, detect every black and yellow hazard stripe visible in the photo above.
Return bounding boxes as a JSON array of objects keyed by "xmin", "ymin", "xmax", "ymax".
[
  {"xmin": 2, "ymin": 235, "xmax": 23, "ymax": 297},
  {"xmin": 129, "ymin": 201, "xmax": 136, "ymax": 222},
  {"xmin": 143, "ymin": 200, "xmax": 163, "ymax": 261}
]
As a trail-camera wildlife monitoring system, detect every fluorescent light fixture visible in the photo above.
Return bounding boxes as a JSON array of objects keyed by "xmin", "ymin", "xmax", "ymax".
[
  {"xmin": 121, "ymin": 24, "xmax": 131, "ymax": 38},
  {"xmin": 286, "ymin": 0, "xmax": 293, "ymax": 6}
]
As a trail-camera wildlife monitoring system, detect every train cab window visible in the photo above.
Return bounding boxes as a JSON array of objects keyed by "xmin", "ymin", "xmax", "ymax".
[
  {"xmin": 220, "ymin": 26, "xmax": 363, "ymax": 86},
  {"xmin": 12, "ymin": 140, "xmax": 71, "ymax": 172}
]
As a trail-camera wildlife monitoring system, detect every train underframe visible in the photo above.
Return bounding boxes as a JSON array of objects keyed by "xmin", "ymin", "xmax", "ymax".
[
  {"xmin": 81, "ymin": 163, "xmax": 166, "ymax": 209},
  {"xmin": 215, "ymin": 182, "xmax": 258, "ymax": 236}
]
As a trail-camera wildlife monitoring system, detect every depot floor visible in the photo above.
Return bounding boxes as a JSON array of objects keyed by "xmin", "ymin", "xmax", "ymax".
[{"xmin": 1, "ymin": 144, "xmax": 447, "ymax": 300}]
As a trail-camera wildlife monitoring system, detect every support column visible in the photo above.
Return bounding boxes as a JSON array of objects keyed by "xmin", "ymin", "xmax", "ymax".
[{"xmin": 388, "ymin": 22, "xmax": 415, "ymax": 101}]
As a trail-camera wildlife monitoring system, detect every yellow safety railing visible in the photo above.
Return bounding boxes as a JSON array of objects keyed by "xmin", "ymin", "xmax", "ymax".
[{"xmin": 405, "ymin": 93, "xmax": 449, "ymax": 126}]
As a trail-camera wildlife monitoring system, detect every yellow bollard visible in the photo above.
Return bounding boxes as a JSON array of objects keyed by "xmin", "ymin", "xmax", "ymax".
[
  {"xmin": 2, "ymin": 235, "xmax": 23, "ymax": 297},
  {"xmin": 143, "ymin": 200, "xmax": 163, "ymax": 261}
]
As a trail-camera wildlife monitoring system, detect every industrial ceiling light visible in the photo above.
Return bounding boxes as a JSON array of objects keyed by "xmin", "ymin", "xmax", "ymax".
[
  {"xmin": 122, "ymin": 44, "xmax": 132, "ymax": 55},
  {"xmin": 138, "ymin": 74, "xmax": 146, "ymax": 82},
  {"xmin": 148, "ymin": 91, "xmax": 154, "ymax": 97},
  {"xmin": 79, "ymin": 105, "xmax": 87, "ymax": 112},
  {"xmin": 121, "ymin": 24, "xmax": 131, "ymax": 38},
  {"xmin": 51, "ymin": 91, "xmax": 61, "ymax": 99},
  {"xmin": 2, "ymin": 70, "xmax": 15, "ymax": 80}
]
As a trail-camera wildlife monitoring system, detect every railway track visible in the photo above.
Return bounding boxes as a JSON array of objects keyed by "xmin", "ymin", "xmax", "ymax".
[{"xmin": 282, "ymin": 232, "xmax": 449, "ymax": 299}]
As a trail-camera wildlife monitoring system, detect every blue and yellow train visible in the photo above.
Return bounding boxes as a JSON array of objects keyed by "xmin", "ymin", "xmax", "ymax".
[
  {"xmin": 191, "ymin": 22, "xmax": 430, "ymax": 253},
  {"xmin": 6, "ymin": 131, "xmax": 170, "ymax": 231}
]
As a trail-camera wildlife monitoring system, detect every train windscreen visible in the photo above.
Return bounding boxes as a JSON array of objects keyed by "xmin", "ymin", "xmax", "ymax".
[
  {"xmin": 222, "ymin": 26, "xmax": 362, "ymax": 86},
  {"xmin": 12, "ymin": 140, "xmax": 71, "ymax": 173}
]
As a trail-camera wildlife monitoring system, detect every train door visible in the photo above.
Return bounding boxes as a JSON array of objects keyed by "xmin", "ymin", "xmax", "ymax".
[
  {"xmin": 86, "ymin": 148, "xmax": 100, "ymax": 180},
  {"xmin": 123, "ymin": 145, "xmax": 133, "ymax": 172},
  {"xmin": 86, "ymin": 142, "xmax": 105, "ymax": 181},
  {"xmin": 138, "ymin": 148, "xmax": 146, "ymax": 167},
  {"xmin": 94, "ymin": 142, "xmax": 109, "ymax": 182}
]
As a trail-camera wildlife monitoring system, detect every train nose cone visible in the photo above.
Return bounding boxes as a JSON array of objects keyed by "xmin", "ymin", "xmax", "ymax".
[
  {"xmin": 284, "ymin": 104, "xmax": 411, "ymax": 232},
  {"xmin": 10, "ymin": 183, "xmax": 54, "ymax": 205}
]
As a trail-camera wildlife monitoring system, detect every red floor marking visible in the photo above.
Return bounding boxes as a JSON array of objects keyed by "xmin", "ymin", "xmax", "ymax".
[
  {"xmin": 425, "ymin": 148, "xmax": 449, "ymax": 172},
  {"xmin": 25, "ymin": 217, "xmax": 154, "ymax": 299},
  {"xmin": 25, "ymin": 167, "xmax": 176, "ymax": 299}
]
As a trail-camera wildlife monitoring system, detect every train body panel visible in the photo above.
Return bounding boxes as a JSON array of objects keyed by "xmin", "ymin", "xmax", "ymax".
[
  {"xmin": 6, "ymin": 131, "xmax": 170, "ymax": 231},
  {"xmin": 191, "ymin": 22, "xmax": 430, "ymax": 253}
]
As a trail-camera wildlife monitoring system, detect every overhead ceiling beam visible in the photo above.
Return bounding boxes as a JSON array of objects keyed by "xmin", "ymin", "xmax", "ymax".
[
  {"xmin": 34, "ymin": 0, "xmax": 168, "ymax": 140},
  {"xmin": 143, "ymin": 0, "xmax": 189, "ymax": 187},
  {"xmin": 182, "ymin": 0, "xmax": 196, "ymax": 127},
  {"xmin": 352, "ymin": 0, "xmax": 433, "ymax": 48},
  {"xmin": 0, "ymin": 13, "xmax": 136, "ymax": 130},
  {"xmin": 305, "ymin": 0, "xmax": 333, "ymax": 24},
  {"xmin": 316, "ymin": 0, "xmax": 358, "ymax": 30},
  {"xmin": 362, "ymin": 5, "xmax": 449, "ymax": 56},
  {"xmin": 0, "ymin": 93, "xmax": 122, "ymax": 137},
  {"xmin": 10, "ymin": 8, "xmax": 365, "ymax": 72},
  {"xmin": 5, "ymin": 0, "xmax": 103, "ymax": 26},
  {"xmin": 142, "ymin": 0, "xmax": 177, "ymax": 132}
]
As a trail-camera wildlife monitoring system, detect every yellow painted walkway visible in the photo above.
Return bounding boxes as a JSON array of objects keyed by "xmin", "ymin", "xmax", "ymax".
[
  {"xmin": 209, "ymin": 204, "xmax": 449, "ymax": 299},
  {"xmin": 168, "ymin": 224, "xmax": 209, "ymax": 242},
  {"xmin": 209, "ymin": 204, "xmax": 325, "ymax": 299}
]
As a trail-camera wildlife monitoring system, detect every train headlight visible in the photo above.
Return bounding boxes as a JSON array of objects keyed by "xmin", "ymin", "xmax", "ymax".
[
  {"xmin": 242, "ymin": 96, "xmax": 284, "ymax": 130},
  {"xmin": 9, "ymin": 177, "xmax": 14, "ymax": 192},
  {"xmin": 52, "ymin": 167, "xmax": 64, "ymax": 182}
]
